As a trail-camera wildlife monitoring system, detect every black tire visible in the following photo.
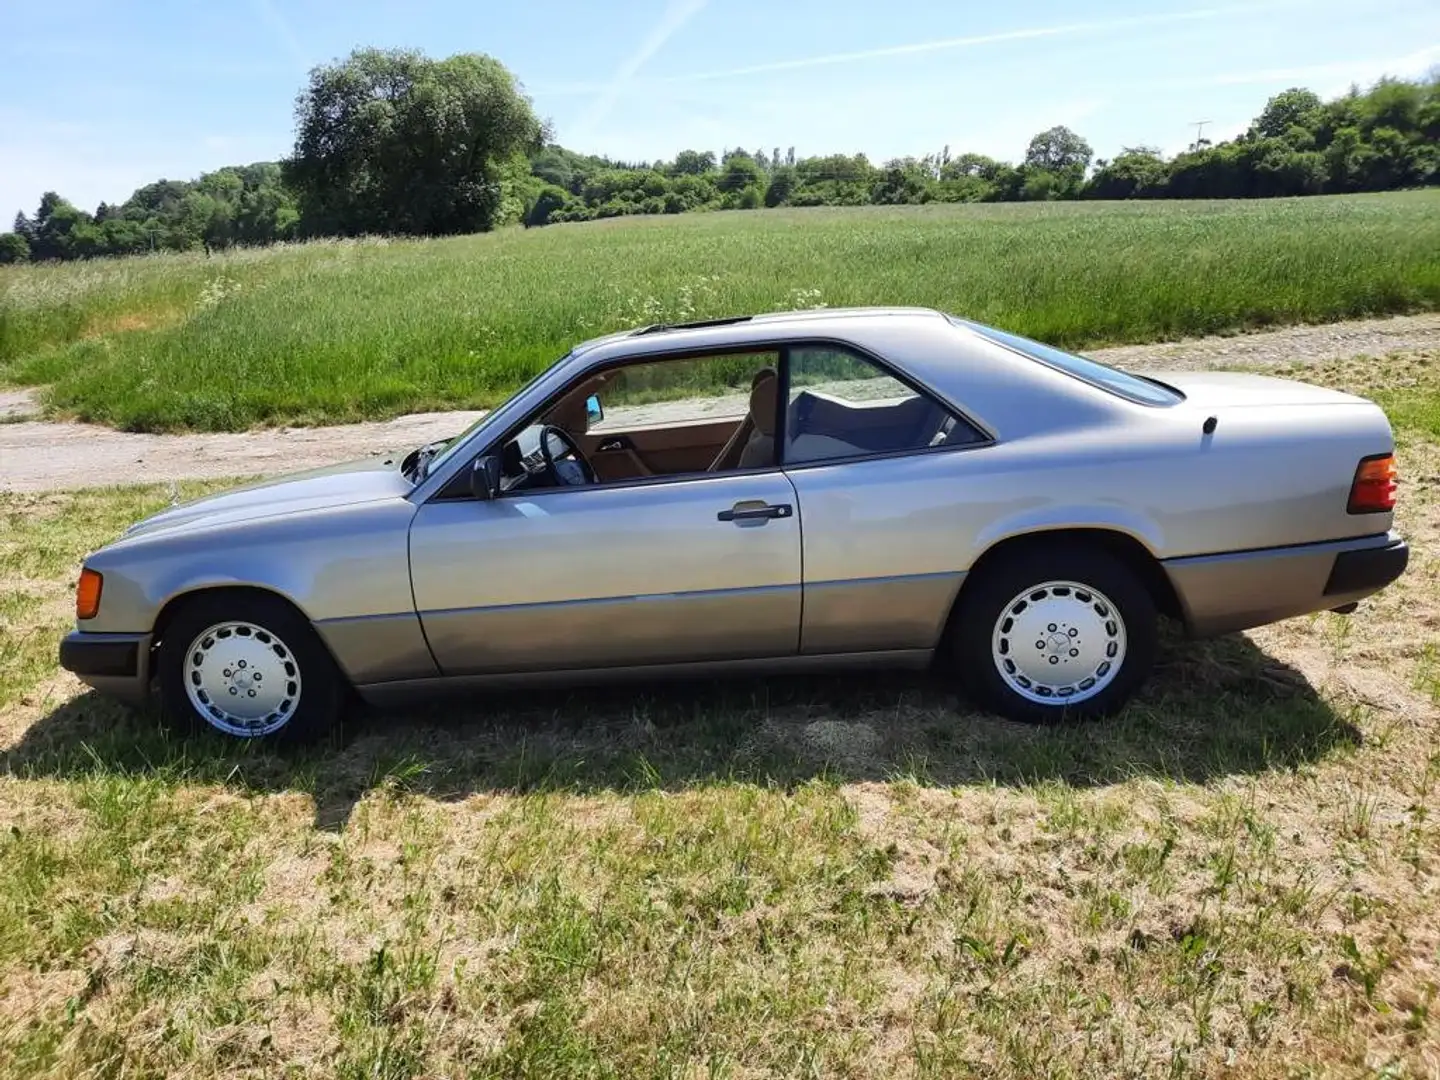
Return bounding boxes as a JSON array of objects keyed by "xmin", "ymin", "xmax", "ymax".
[
  {"xmin": 156, "ymin": 591, "xmax": 345, "ymax": 743},
  {"xmin": 949, "ymin": 545, "xmax": 1158, "ymax": 724}
]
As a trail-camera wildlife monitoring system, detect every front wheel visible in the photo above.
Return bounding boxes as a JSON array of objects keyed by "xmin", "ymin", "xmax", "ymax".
[
  {"xmin": 157, "ymin": 592, "xmax": 344, "ymax": 742},
  {"xmin": 949, "ymin": 547, "xmax": 1158, "ymax": 724}
]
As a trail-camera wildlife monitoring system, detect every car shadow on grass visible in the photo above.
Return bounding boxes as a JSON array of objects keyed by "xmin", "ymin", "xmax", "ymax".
[{"xmin": 4, "ymin": 629, "xmax": 1362, "ymax": 830}]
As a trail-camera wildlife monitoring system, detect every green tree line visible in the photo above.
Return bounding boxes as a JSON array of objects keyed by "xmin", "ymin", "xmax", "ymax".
[{"xmin": 2, "ymin": 48, "xmax": 1436, "ymax": 264}]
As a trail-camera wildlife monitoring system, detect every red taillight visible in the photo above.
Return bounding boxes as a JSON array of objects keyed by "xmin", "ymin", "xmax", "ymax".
[
  {"xmin": 76, "ymin": 568, "xmax": 103, "ymax": 620},
  {"xmin": 1348, "ymin": 453, "xmax": 1397, "ymax": 514}
]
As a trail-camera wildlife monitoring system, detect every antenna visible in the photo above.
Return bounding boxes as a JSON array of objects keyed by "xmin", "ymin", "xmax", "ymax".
[{"xmin": 1190, "ymin": 119, "xmax": 1212, "ymax": 150}]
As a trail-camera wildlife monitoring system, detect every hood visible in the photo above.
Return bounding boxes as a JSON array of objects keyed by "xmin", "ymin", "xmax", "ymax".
[
  {"xmin": 1139, "ymin": 370, "xmax": 1371, "ymax": 409},
  {"xmin": 121, "ymin": 455, "xmax": 415, "ymax": 541}
]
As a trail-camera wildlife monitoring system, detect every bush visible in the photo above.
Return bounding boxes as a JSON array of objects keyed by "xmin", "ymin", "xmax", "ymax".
[
  {"xmin": 524, "ymin": 185, "xmax": 572, "ymax": 227},
  {"xmin": 0, "ymin": 233, "xmax": 29, "ymax": 264}
]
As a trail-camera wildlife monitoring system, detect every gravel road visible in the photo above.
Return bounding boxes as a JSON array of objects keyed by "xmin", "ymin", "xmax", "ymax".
[{"xmin": 4, "ymin": 312, "xmax": 1438, "ymax": 494}]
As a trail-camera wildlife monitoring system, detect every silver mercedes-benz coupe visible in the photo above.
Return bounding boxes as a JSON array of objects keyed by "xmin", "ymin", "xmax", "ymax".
[{"xmin": 60, "ymin": 307, "xmax": 1407, "ymax": 739}]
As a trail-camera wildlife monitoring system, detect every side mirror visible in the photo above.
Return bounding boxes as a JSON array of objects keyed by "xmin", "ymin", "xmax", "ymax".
[
  {"xmin": 470, "ymin": 455, "xmax": 501, "ymax": 500},
  {"xmin": 585, "ymin": 393, "xmax": 604, "ymax": 426}
]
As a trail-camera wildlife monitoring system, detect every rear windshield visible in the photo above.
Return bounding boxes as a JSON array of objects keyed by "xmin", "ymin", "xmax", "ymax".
[{"xmin": 956, "ymin": 319, "xmax": 1184, "ymax": 407}]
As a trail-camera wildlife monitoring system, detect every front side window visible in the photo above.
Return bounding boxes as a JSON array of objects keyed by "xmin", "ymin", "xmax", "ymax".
[
  {"xmin": 483, "ymin": 350, "xmax": 783, "ymax": 496},
  {"xmin": 783, "ymin": 345, "xmax": 985, "ymax": 465}
]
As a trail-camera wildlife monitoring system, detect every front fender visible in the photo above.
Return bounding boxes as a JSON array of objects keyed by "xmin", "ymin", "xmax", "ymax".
[{"xmin": 80, "ymin": 500, "xmax": 419, "ymax": 634}]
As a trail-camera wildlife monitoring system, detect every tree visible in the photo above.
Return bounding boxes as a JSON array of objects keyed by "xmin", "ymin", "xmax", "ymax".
[
  {"xmin": 286, "ymin": 47, "xmax": 543, "ymax": 237},
  {"xmin": 233, "ymin": 164, "xmax": 300, "ymax": 244},
  {"xmin": 716, "ymin": 152, "xmax": 764, "ymax": 194},
  {"xmin": 1361, "ymin": 78, "xmax": 1423, "ymax": 133},
  {"xmin": 1084, "ymin": 146, "xmax": 1170, "ymax": 199},
  {"xmin": 1024, "ymin": 126, "xmax": 1094, "ymax": 175},
  {"xmin": 0, "ymin": 233, "xmax": 29, "ymax": 263},
  {"xmin": 670, "ymin": 149, "xmax": 715, "ymax": 175},
  {"xmin": 871, "ymin": 158, "xmax": 932, "ymax": 204},
  {"xmin": 27, "ymin": 192, "xmax": 91, "ymax": 260},
  {"xmin": 764, "ymin": 165, "xmax": 797, "ymax": 207},
  {"xmin": 1252, "ymin": 88, "xmax": 1323, "ymax": 139},
  {"xmin": 1019, "ymin": 169, "xmax": 1063, "ymax": 201},
  {"xmin": 942, "ymin": 153, "xmax": 1003, "ymax": 181}
]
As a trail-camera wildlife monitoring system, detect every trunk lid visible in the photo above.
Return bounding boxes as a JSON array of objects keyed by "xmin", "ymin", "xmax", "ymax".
[{"xmin": 1139, "ymin": 370, "xmax": 1371, "ymax": 409}]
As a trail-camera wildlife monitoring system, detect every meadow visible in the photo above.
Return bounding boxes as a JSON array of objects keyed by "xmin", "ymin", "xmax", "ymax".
[
  {"xmin": 2, "ymin": 192, "xmax": 1439, "ymax": 432},
  {"xmin": 0, "ymin": 351, "xmax": 1437, "ymax": 1077}
]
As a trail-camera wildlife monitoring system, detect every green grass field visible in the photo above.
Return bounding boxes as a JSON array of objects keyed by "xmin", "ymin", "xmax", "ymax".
[
  {"xmin": 2, "ymin": 191, "xmax": 1439, "ymax": 432},
  {"xmin": 1, "ymin": 353, "xmax": 1438, "ymax": 1077}
]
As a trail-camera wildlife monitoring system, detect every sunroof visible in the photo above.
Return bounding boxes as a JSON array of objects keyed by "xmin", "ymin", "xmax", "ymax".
[{"xmin": 630, "ymin": 315, "xmax": 753, "ymax": 336}]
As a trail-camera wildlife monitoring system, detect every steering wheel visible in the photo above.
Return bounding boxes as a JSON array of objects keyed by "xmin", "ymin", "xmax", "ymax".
[{"xmin": 538, "ymin": 425, "xmax": 597, "ymax": 486}]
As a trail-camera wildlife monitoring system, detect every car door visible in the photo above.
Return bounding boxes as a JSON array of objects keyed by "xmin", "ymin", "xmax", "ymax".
[
  {"xmin": 408, "ymin": 471, "xmax": 802, "ymax": 675},
  {"xmin": 780, "ymin": 344, "xmax": 992, "ymax": 655}
]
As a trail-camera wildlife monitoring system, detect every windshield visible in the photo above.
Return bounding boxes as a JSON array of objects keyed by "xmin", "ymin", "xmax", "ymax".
[
  {"xmin": 956, "ymin": 319, "xmax": 1184, "ymax": 407},
  {"xmin": 418, "ymin": 353, "xmax": 573, "ymax": 480}
]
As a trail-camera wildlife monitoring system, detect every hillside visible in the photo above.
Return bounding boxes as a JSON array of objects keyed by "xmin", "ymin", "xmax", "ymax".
[{"xmin": 2, "ymin": 192, "xmax": 1439, "ymax": 432}]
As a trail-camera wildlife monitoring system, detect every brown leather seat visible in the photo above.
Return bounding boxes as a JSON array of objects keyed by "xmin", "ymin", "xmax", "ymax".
[
  {"xmin": 709, "ymin": 369, "xmax": 778, "ymax": 471},
  {"xmin": 738, "ymin": 372, "xmax": 778, "ymax": 468}
]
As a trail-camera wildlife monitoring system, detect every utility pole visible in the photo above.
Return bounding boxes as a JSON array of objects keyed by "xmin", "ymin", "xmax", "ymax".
[{"xmin": 1190, "ymin": 119, "xmax": 1212, "ymax": 151}]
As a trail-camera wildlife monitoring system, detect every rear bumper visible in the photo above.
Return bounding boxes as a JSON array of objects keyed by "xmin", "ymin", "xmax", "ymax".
[
  {"xmin": 1323, "ymin": 537, "xmax": 1409, "ymax": 596},
  {"xmin": 59, "ymin": 631, "xmax": 152, "ymax": 707},
  {"xmin": 1164, "ymin": 531, "xmax": 1408, "ymax": 637}
]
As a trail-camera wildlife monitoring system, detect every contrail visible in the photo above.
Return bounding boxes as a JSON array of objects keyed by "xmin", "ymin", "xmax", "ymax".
[
  {"xmin": 578, "ymin": 0, "xmax": 709, "ymax": 132},
  {"xmin": 250, "ymin": 0, "xmax": 307, "ymax": 69},
  {"xmin": 651, "ymin": 0, "xmax": 1313, "ymax": 83}
]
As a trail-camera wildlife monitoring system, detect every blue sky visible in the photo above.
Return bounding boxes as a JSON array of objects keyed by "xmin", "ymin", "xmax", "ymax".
[{"xmin": 2, "ymin": 0, "xmax": 1437, "ymax": 221}]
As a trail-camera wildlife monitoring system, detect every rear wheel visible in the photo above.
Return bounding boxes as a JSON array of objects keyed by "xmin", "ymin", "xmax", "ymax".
[
  {"xmin": 950, "ymin": 546, "xmax": 1157, "ymax": 723},
  {"xmin": 157, "ymin": 592, "xmax": 343, "ymax": 742}
]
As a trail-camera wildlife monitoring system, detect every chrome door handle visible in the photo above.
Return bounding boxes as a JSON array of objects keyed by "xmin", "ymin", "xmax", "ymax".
[{"xmin": 717, "ymin": 502, "xmax": 792, "ymax": 522}]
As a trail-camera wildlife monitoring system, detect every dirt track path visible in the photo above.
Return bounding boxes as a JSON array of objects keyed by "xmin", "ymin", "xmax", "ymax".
[{"xmin": 4, "ymin": 313, "xmax": 1439, "ymax": 494}]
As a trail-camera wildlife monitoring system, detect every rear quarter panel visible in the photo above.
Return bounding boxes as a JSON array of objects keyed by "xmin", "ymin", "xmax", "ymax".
[
  {"xmin": 788, "ymin": 397, "xmax": 1393, "ymax": 651},
  {"xmin": 1092, "ymin": 399, "xmax": 1396, "ymax": 557}
]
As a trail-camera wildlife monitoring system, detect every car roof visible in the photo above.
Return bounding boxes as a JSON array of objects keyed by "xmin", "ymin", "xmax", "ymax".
[
  {"xmin": 571, "ymin": 306, "xmax": 949, "ymax": 355},
  {"xmin": 560, "ymin": 306, "xmax": 1136, "ymax": 443}
]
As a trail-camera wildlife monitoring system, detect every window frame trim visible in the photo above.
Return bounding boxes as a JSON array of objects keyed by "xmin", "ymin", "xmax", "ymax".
[
  {"xmin": 426, "ymin": 335, "xmax": 995, "ymax": 502},
  {"xmin": 776, "ymin": 339, "xmax": 995, "ymax": 472}
]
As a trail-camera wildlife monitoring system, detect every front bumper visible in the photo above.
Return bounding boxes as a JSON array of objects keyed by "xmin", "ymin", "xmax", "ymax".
[
  {"xmin": 1164, "ymin": 530, "xmax": 1408, "ymax": 637},
  {"xmin": 59, "ymin": 631, "xmax": 153, "ymax": 707}
]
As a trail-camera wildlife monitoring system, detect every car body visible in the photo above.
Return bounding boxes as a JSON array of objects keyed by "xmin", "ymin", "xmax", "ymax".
[{"xmin": 60, "ymin": 307, "xmax": 1408, "ymax": 737}]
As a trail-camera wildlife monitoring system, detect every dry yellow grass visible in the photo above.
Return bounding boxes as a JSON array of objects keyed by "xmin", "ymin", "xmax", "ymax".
[{"xmin": 1, "ymin": 357, "xmax": 1437, "ymax": 1078}]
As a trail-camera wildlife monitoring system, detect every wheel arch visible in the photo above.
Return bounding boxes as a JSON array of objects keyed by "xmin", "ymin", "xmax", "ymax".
[
  {"xmin": 150, "ymin": 585, "xmax": 349, "ymax": 683},
  {"xmin": 944, "ymin": 527, "xmax": 1184, "ymax": 645}
]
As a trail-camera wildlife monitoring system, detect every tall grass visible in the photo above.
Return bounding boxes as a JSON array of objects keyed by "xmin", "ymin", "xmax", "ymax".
[{"xmin": 2, "ymin": 191, "xmax": 1438, "ymax": 432}]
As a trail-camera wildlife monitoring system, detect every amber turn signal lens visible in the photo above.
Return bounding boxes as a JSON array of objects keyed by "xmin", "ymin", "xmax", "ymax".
[
  {"xmin": 1347, "ymin": 453, "xmax": 1398, "ymax": 514},
  {"xmin": 76, "ymin": 568, "xmax": 103, "ymax": 620}
]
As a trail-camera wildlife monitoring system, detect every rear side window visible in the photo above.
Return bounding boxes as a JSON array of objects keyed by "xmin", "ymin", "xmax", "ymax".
[
  {"xmin": 957, "ymin": 319, "xmax": 1184, "ymax": 406},
  {"xmin": 783, "ymin": 345, "xmax": 986, "ymax": 465}
]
